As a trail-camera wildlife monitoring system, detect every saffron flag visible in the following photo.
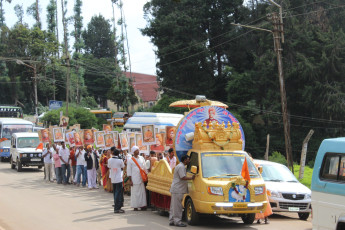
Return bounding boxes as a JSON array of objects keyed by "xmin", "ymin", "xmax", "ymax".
[
  {"xmin": 35, "ymin": 143, "xmax": 43, "ymax": 150},
  {"xmin": 0, "ymin": 138, "xmax": 8, "ymax": 143},
  {"xmin": 241, "ymin": 157, "xmax": 251, "ymax": 182}
]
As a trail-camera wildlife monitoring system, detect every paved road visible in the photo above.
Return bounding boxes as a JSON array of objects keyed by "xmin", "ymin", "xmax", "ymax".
[{"xmin": 0, "ymin": 162, "xmax": 312, "ymax": 230}]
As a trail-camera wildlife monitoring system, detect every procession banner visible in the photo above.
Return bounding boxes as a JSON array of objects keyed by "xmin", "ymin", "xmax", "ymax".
[
  {"xmin": 141, "ymin": 124, "xmax": 156, "ymax": 146},
  {"xmin": 95, "ymin": 131, "xmax": 105, "ymax": 148}
]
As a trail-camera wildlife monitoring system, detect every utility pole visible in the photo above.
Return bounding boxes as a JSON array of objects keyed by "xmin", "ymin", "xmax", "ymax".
[
  {"xmin": 270, "ymin": 11, "xmax": 293, "ymax": 172},
  {"xmin": 231, "ymin": 0, "xmax": 293, "ymax": 172}
]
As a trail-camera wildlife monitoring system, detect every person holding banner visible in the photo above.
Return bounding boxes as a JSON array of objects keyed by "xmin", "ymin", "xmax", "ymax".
[
  {"xmin": 127, "ymin": 146, "xmax": 147, "ymax": 211},
  {"xmin": 100, "ymin": 149, "xmax": 112, "ymax": 192}
]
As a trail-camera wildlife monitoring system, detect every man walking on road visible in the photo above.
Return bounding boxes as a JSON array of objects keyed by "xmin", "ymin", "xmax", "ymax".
[
  {"xmin": 127, "ymin": 146, "xmax": 147, "ymax": 211},
  {"xmin": 108, "ymin": 147, "xmax": 125, "ymax": 213},
  {"xmin": 169, "ymin": 155, "xmax": 195, "ymax": 227},
  {"xmin": 84, "ymin": 145, "xmax": 99, "ymax": 189},
  {"xmin": 59, "ymin": 142, "xmax": 71, "ymax": 185},
  {"xmin": 42, "ymin": 143, "xmax": 53, "ymax": 182}
]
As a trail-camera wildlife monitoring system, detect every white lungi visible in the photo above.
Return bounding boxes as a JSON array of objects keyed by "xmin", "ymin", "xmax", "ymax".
[{"xmin": 131, "ymin": 183, "xmax": 147, "ymax": 208}]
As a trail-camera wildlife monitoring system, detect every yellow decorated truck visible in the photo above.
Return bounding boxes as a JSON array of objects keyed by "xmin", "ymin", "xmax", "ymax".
[{"xmin": 147, "ymin": 99, "xmax": 267, "ymax": 225}]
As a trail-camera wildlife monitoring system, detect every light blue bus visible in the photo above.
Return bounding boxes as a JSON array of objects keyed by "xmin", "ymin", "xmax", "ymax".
[
  {"xmin": 0, "ymin": 118, "xmax": 34, "ymax": 161},
  {"xmin": 311, "ymin": 137, "xmax": 345, "ymax": 230}
]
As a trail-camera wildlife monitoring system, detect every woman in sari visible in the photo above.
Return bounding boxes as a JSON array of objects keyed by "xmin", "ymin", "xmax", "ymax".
[{"xmin": 99, "ymin": 149, "xmax": 113, "ymax": 192}]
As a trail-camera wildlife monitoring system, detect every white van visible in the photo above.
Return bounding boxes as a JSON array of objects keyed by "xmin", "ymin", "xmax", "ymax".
[
  {"xmin": 10, "ymin": 132, "xmax": 43, "ymax": 172},
  {"xmin": 311, "ymin": 137, "xmax": 345, "ymax": 230},
  {"xmin": 123, "ymin": 112, "xmax": 184, "ymax": 132},
  {"xmin": 0, "ymin": 118, "xmax": 34, "ymax": 161}
]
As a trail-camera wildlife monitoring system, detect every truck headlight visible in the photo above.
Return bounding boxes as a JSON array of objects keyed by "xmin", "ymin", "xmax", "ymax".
[
  {"xmin": 254, "ymin": 186, "xmax": 264, "ymax": 195},
  {"xmin": 38, "ymin": 153, "xmax": 42, "ymax": 157},
  {"xmin": 269, "ymin": 190, "xmax": 280, "ymax": 198},
  {"xmin": 208, "ymin": 186, "xmax": 223, "ymax": 196},
  {"xmin": 30, "ymin": 154, "xmax": 33, "ymax": 157},
  {"xmin": 305, "ymin": 194, "xmax": 311, "ymax": 199},
  {"xmin": 23, "ymin": 154, "xmax": 27, "ymax": 157}
]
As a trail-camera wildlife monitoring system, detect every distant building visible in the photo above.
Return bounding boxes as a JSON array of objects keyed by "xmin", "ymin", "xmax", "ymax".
[{"xmin": 107, "ymin": 72, "xmax": 162, "ymax": 112}]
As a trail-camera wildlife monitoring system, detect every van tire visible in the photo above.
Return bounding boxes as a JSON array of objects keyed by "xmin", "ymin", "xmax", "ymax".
[
  {"xmin": 241, "ymin": 213, "xmax": 255, "ymax": 224},
  {"xmin": 298, "ymin": 212, "xmax": 310, "ymax": 220},
  {"xmin": 185, "ymin": 198, "xmax": 199, "ymax": 226},
  {"xmin": 10, "ymin": 157, "xmax": 15, "ymax": 169},
  {"xmin": 38, "ymin": 166, "xmax": 43, "ymax": 169},
  {"xmin": 0, "ymin": 157, "xmax": 4, "ymax": 162},
  {"xmin": 16, "ymin": 159, "xmax": 22, "ymax": 172}
]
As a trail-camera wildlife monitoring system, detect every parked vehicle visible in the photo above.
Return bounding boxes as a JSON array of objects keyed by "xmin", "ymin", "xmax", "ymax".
[
  {"xmin": 109, "ymin": 112, "xmax": 129, "ymax": 127},
  {"xmin": 10, "ymin": 132, "xmax": 43, "ymax": 172},
  {"xmin": 311, "ymin": 137, "xmax": 345, "ymax": 230},
  {"xmin": 254, "ymin": 159, "xmax": 311, "ymax": 220},
  {"xmin": 0, "ymin": 118, "xmax": 34, "ymax": 161},
  {"xmin": 123, "ymin": 112, "xmax": 183, "ymax": 132}
]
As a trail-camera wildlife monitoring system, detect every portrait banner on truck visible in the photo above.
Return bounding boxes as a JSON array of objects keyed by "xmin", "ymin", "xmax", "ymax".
[{"xmin": 174, "ymin": 106, "xmax": 245, "ymax": 161}]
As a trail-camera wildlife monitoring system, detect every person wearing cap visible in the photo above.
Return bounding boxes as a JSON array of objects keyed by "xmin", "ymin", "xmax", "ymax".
[
  {"xmin": 127, "ymin": 146, "xmax": 147, "ymax": 211},
  {"xmin": 84, "ymin": 145, "xmax": 99, "ymax": 189}
]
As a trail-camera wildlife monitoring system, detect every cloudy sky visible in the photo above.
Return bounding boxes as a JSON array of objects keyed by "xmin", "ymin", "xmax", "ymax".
[{"xmin": 3, "ymin": 0, "xmax": 157, "ymax": 75}]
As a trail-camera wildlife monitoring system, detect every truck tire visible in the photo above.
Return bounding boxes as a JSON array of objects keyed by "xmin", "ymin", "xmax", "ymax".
[
  {"xmin": 38, "ymin": 166, "xmax": 43, "ymax": 169},
  {"xmin": 185, "ymin": 198, "xmax": 199, "ymax": 226},
  {"xmin": 241, "ymin": 213, "xmax": 255, "ymax": 224},
  {"xmin": 298, "ymin": 212, "xmax": 310, "ymax": 220},
  {"xmin": 0, "ymin": 157, "xmax": 3, "ymax": 162},
  {"xmin": 16, "ymin": 159, "xmax": 22, "ymax": 172},
  {"xmin": 10, "ymin": 156, "xmax": 15, "ymax": 169}
]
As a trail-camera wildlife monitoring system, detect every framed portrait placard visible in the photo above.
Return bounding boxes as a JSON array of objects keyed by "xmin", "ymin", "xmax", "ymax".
[
  {"xmin": 39, "ymin": 128, "xmax": 51, "ymax": 144},
  {"xmin": 95, "ymin": 131, "xmax": 105, "ymax": 148},
  {"xmin": 119, "ymin": 132, "xmax": 129, "ymax": 150},
  {"xmin": 150, "ymin": 133, "xmax": 165, "ymax": 153},
  {"xmin": 135, "ymin": 133, "xmax": 148, "ymax": 154},
  {"xmin": 165, "ymin": 126, "xmax": 176, "ymax": 146},
  {"xmin": 103, "ymin": 124, "xmax": 112, "ymax": 133},
  {"xmin": 83, "ymin": 129, "xmax": 95, "ymax": 145},
  {"xmin": 74, "ymin": 131, "xmax": 83, "ymax": 147},
  {"xmin": 53, "ymin": 127, "xmax": 64, "ymax": 142},
  {"xmin": 104, "ymin": 133, "xmax": 115, "ymax": 148},
  {"xmin": 141, "ymin": 124, "xmax": 156, "ymax": 145},
  {"xmin": 66, "ymin": 131, "xmax": 75, "ymax": 147}
]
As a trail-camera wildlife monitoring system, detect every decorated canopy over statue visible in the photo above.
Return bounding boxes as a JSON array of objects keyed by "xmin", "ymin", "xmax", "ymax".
[{"xmin": 169, "ymin": 95, "xmax": 228, "ymax": 109}]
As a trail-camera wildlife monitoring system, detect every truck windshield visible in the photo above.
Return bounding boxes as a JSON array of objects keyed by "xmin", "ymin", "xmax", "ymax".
[
  {"xmin": 17, "ymin": 137, "xmax": 40, "ymax": 148},
  {"xmin": 2, "ymin": 124, "xmax": 33, "ymax": 139},
  {"xmin": 201, "ymin": 152, "xmax": 260, "ymax": 179},
  {"xmin": 261, "ymin": 163, "xmax": 298, "ymax": 182}
]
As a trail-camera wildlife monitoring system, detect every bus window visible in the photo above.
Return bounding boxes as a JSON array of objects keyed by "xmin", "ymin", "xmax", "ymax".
[
  {"xmin": 2, "ymin": 124, "xmax": 33, "ymax": 139},
  {"xmin": 0, "ymin": 106, "xmax": 23, "ymax": 118}
]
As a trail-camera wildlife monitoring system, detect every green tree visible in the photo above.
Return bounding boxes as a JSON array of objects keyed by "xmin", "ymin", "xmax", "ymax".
[
  {"xmin": 82, "ymin": 15, "xmax": 116, "ymax": 59},
  {"xmin": 14, "ymin": 4, "xmax": 23, "ymax": 25},
  {"xmin": 41, "ymin": 106, "xmax": 97, "ymax": 129},
  {"xmin": 0, "ymin": 0, "xmax": 12, "ymax": 27}
]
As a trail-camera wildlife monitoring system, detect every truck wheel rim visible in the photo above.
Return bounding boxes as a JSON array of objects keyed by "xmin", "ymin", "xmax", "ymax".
[{"xmin": 187, "ymin": 203, "xmax": 192, "ymax": 220}]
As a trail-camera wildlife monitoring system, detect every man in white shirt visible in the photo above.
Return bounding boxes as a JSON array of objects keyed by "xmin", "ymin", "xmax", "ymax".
[
  {"xmin": 167, "ymin": 148, "xmax": 177, "ymax": 169},
  {"xmin": 74, "ymin": 146, "xmax": 86, "ymax": 187},
  {"xmin": 59, "ymin": 142, "xmax": 71, "ymax": 185},
  {"xmin": 42, "ymin": 143, "xmax": 53, "ymax": 182},
  {"xmin": 127, "ymin": 146, "xmax": 147, "ymax": 211},
  {"xmin": 108, "ymin": 147, "xmax": 125, "ymax": 213}
]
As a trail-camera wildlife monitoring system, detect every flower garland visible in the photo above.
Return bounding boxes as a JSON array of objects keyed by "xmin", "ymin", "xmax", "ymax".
[{"xmin": 231, "ymin": 181, "xmax": 249, "ymax": 200}]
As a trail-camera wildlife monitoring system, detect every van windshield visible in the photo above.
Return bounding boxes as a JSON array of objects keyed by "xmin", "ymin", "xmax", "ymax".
[
  {"xmin": 17, "ymin": 137, "xmax": 40, "ymax": 148},
  {"xmin": 2, "ymin": 124, "xmax": 33, "ymax": 139},
  {"xmin": 261, "ymin": 163, "xmax": 298, "ymax": 182},
  {"xmin": 201, "ymin": 152, "xmax": 260, "ymax": 178}
]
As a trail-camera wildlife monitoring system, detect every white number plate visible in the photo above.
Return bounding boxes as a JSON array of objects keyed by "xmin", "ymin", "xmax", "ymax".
[
  {"xmin": 288, "ymin": 207, "xmax": 300, "ymax": 212},
  {"xmin": 31, "ymin": 158, "xmax": 41, "ymax": 162}
]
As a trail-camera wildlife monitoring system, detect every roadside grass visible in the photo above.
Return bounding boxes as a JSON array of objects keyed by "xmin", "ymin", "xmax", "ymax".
[{"xmin": 293, "ymin": 164, "xmax": 313, "ymax": 188}]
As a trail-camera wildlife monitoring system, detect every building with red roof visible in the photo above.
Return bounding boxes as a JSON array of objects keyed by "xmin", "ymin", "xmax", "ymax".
[{"xmin": 108, "ymin": 72, "xmax": 162, "ymax": 112}]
